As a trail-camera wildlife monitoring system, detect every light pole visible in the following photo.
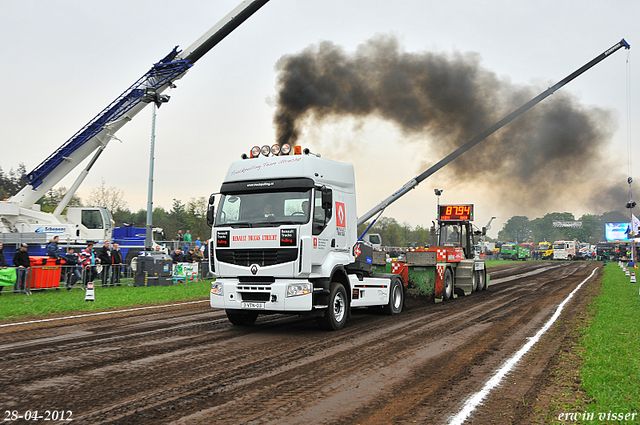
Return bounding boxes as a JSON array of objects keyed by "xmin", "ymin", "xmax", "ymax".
[
  {"xmin": 434, "ymin": 189, "xmax": 443, "ymax": 216},
  {"xmin": 141, "ymin": 88, "xmax": 170, "ymax": 250},
  {"xmin": 626, "ymin": 177, "xmax": 636, "ymax": 264}
]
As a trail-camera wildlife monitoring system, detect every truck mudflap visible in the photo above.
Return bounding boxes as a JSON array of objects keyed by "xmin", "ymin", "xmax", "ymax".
[{"xmin": 210, "ymin": 279, "xmax": 313, "ymax": 312}]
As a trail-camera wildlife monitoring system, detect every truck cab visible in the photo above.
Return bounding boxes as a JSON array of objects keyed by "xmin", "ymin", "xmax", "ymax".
[
  {"xmin": 536, "ymin": 241, "xmax": 554, "ymax": 259},
  {"xmin": 553, "ymin": 240, "xmax": 577, "ymax": 260},
  {"xmin": 208, "ymin": 145, "xmax": 404, "ymax": 330}
]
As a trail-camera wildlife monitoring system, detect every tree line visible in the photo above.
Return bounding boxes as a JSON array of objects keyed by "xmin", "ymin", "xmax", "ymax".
[
  {"xmin": 495, "ymin": 211, "xmax": 629, "ymax": 245},
  {"xmin": 359, "ymin": 212, "xmax": 630, "ymax": 247}
]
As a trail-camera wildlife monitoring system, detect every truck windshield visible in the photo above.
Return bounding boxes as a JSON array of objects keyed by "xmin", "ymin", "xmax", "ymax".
[
  {"xmin": 553, "ymin": 243, "xmax": 564, "ymax": 250},
  {"xmin": 215, "ymin": 190, "xmax": 312, "ymax": 227}
]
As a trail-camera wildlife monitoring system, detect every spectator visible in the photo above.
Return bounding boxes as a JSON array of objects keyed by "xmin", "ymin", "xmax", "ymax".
[
  {"xmin": 195, "ymin": 237, "xmax": 202, "ymax": 250},
  {"xmin": 176, "ymin": 230, "xmax": 184, "ymax": 244},
  {"xmin": 111, "ymin": 243, "xmax": 123, "ymax": 286},
  {"xmin": 192, "ymin": 246, "xmax": 204, "ymax": 263},
  {"xmin": 0, "ymin": 242, "xmax": 7, "ymax": 295},
  {"xmin": 64, "ymin": 248, "xmax": 82, "ymax": 290},
  {"xmin": 202, "ymin": 239, "xmax": 209, "ymax": 261},
  {"xmin": 184, "ymin": 230, "xmax": 192, "ymax": 249},
  {"xmin": 13, "ymin": 243, "xmax": 31, "ymax": 295},
  {"xmin": 184, "ymin": 248, "xmax": 195, "ymax": 263},
  {"xmin": 98, "ymin": 241, "xmax": 112, "ymax": 287},
  {"xmin": 171, "ymin": 248, "xmax": 184, "ymax": 264},
  {"xmin": 80, "ymin": 242, "xmax": 98, "ymax": 287},
  {"xmin": 46, "ymin": 236, "xmax": 61, "ymax": 259}
]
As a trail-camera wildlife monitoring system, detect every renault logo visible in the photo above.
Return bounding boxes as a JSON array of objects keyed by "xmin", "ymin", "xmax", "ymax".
[{"xmin": 250, "ymin": 264, "xmax": 259, "ymax": 275}]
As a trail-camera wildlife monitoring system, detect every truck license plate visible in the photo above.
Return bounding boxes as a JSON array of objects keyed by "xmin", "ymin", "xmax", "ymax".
[{"xmin": 242, "ymin": 302, "xmax": 266, "ymax": 309}]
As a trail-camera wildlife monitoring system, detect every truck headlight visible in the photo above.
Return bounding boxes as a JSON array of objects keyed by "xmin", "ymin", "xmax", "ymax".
[
  {"xmin": 210, "ymin": 281, "xmax": 223, "ymax": 296},
  {"xmin": 287, "ymin": 282, "xmax": 311, "ymax": 297}
]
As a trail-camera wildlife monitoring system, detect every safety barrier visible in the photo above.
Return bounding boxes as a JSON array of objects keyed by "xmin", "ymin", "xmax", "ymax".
[{"xmin": 0, "ymin": 260, "xmax": 211, "ymax": 295}]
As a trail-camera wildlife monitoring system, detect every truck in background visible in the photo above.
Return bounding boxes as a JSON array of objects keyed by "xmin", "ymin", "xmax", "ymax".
[
  {"xmin": 536, "ymin": 241, "xmax": 554, "ymax": 260},
  {"xmin": 500, "ymin": 243, "xmax": 530, "ymax": 260},
  {"xmin": 362, "ymin": 233, "xmax": 382, "ymax": 250},
  {"xmin": 553, "ymin": 240, "xmax": 578, "ymax": 260}
]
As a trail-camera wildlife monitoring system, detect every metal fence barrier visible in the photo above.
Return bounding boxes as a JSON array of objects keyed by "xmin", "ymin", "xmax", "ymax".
[{"xmin": 0, "ymin": 261, "xmax": 211, "ymax": 295}]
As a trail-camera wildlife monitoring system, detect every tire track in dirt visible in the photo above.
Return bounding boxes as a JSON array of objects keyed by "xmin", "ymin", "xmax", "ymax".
[{"xmin": 0, "ymin": 261, "xmax": 598, "ymax": 424}]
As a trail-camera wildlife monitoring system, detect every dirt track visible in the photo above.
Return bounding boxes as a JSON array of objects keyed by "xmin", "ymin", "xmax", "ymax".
[{"xmin": 0, "ymin": 261, "xmax": 601, "ymax": 424}]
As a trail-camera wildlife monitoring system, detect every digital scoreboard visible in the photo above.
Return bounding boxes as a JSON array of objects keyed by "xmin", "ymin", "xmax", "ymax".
[{"xmin": 438, "ymin": 204, "xmax": 474, "ymax": 221}]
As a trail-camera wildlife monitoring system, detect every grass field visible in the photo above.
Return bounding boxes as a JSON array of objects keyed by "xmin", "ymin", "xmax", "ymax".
[
  {"xmin": 0, "ymin": 280, "xmax": 212, "ymax": 321},
  {"xmin": 581, "ymin": 263, "xmax": 640, "ymax": 416}
]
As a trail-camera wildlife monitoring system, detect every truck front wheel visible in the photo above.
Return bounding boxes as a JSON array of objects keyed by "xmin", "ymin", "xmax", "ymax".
[
  {"xmin": 226, "ymin": 310, "xmax": 259, "ymax": 326},
  {"xmin": 382, "ymin": 276, "xmax": 404, "ymax": 315},
  {"xmin": 318, "ymin": 282, "xmax": 348, "ymax": 331}
]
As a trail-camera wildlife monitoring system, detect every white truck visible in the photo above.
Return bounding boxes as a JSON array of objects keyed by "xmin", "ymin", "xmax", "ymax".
[
  {"xmin": 553, "ymin": 240, "xmax": 578, "ymax": 260},
  {"xmin": 207, "ymin": 146, "xmax": 404, "ymax": 330}
]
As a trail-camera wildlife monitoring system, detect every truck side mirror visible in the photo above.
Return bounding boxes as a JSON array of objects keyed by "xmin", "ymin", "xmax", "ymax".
[
  {"xmin": 206, "ymin": 194, "xmax": 215, "ymax": 227},
  {"xmin": 322, "ymin": 187, "xmax": 332, "ymax": 210},
  {"xmin": 482, "ymin": 227, "xmax": 487, "ymax": 236}
]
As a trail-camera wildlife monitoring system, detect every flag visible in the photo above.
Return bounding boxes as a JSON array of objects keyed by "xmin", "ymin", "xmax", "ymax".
[
  {"xmin": 0, "ymin": 268, "xmax": 16, "ymax": 286},
  {"xmin": 633, "ymin": 214, "xmax": 640, "ymax": 237}
]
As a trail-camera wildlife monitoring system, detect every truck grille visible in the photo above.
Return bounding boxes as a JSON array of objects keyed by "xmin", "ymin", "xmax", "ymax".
[{"xmin": 216, "ymin": 248, "xmax": 297, "ymax": 266}]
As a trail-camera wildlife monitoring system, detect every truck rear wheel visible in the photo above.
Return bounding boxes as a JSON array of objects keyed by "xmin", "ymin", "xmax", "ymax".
[
  {"xmin": 318, "ymin": 282, "xmax": 348, "ymax": 331},
  {"xmin": 475, "ymin": 270, "xmax": 486, "ymax": 291},
  {"xmin": 226, "ymin": 310, "xmax": 259, "ymax": 326},
  {"xmin": 443, "ymin": 268, "xmax": 453, "ymax": 301},
  {"xmin": 382, "ymin": 276, "xmax": 404, "ymax": 315}
]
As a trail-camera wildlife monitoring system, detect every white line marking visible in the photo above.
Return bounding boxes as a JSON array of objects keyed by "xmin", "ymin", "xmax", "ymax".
[
  {"xmin": 448, "ymin": 267, "xmax": 599, "ymax": 425},
  {"xmin": 0, "ymin": 300, "xmax": 209, "ymax": 328}
]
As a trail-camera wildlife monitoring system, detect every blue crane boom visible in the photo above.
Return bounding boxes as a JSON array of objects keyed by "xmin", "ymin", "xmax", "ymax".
[{"xmin": 11, "ymin": 0, "xmax": 270, "ymax": 209}]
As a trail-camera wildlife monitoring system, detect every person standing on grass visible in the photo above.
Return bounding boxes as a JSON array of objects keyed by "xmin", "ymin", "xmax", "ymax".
[
  {"xmin": 98, "ymin": 241, "xmax": 112, "ymax": 287},
  {"xmin": 184, "ymin": 230, "xmax": 192, "ymax": 250},
  {"xmin": 81, "ymin": 242, "xmax": 97, "ymax": 287},
  {"xmin": 111, "ymin": 243, "xmax": 123, "ymax": 286},
  {"xmin": 13, "ymin": 243, "xmax": 31, "ymax": 295},
  {"xmin": 176, "ymin": 230, "xmax": 184, "ymax": 251},
  {"xmin": 64, "ymin": 248, "xmax": 82, "ymax": 290}
]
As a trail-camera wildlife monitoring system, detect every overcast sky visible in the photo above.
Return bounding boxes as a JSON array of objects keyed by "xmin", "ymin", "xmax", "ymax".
[{"xmin": 1, "ymin": 0, "xmax": 639, "ymax": 237}]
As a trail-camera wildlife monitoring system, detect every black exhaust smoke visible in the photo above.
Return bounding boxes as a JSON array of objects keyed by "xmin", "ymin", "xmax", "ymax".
[{"xmin": 273, "ymin": 35, "xmax": 625, "ymax": 213}]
